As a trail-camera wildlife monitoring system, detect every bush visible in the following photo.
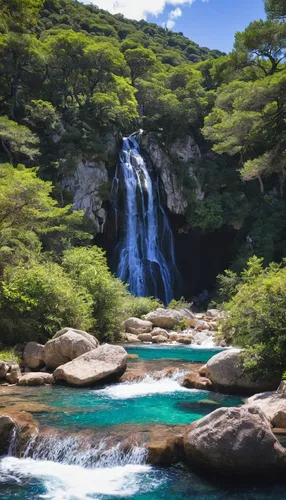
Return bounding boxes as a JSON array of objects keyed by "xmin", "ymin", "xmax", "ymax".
[
  {"xmin": 0, "ymin": 261, "xmax": 94, "ymax": 345},
  {"xmin": 126, "ymin": 296, "xmax": 161, "ymax": 319},
  {"xmin": 0, "ymin": 349, "xmax": 21, "ymax": 364},
  {"xmin": 62, "ymin": 246, "xmax": 130, "ymax": 341},
  {"xmin": 220, "ymin": 256, "xmax": 286, "ymax": 380}
]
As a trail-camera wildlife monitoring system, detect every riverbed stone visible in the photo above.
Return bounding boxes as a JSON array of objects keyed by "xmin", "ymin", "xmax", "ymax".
[
  {"xmin": 152, "ymin": 335, "xmax": 168, "ymax": 344},
  {"xmin": 137, "ymin": 333, "xmax": 153, "ymax": 342},
  {"xmin": 184, "ymin": 405, "xmax": 286, "ymax": 473},
  {"xmin": 182, "ymin": 372, "xmax": 213, "ymax": 391},
  {"xmin": 147, "ymin": 434, "xmax": 184, "ymax": 466},
  {"xmin": 150, "ymin": 328, "xmax": 169, "ymax": 338},
  {"xmin": 43, "ymin": 331, "xmax": 97, "ymax": 370},
  {"xmin": 121, "ymin": 333, "xmax": 141, "ymax": 343},
  {"xmin": 53, "ymin": 344, "xmax": 128, "ymax": 387},
  {"xmin": 145, "ymin": 308, "xmax": 193, "ymax": 329},
  {"xmin": 123, "ymin": 318, "xmax": 153, "ymax": 334},
  {"xmin": 23, "ymin": 342, "xmax": 44, "ymax": 369},
  {"xmin": 5, "ymin": 364, "xmax": 21, "ymax": 384},
  {"xmin": 18, "ymin": 372, "xmax": 54, "ymax": 386},
  {"xmin": 206, "ymin": 348, "xmax": 276, "ymax": 393}
]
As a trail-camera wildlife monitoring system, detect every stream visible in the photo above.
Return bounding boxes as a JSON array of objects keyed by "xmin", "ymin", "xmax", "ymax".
[{"xmin": 0, "ymin": 345, "xmax": 285, "ymax": 499}]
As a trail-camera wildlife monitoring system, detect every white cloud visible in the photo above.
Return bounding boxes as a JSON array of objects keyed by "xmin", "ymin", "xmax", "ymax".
[
  {"xmin": 86, "ymin": 0, "xmax": 204, "ymax": 21},
  {"xmin": 166, "ymin": 7, "xmax": 182, "ymax": 29}
]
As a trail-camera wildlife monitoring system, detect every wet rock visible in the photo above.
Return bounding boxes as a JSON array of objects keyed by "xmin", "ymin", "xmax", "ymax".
[
  {"xmin": 123, "ymin": 318, "xmax": 153, "ymax": 335},
  {"xmin": 23, "ymin": 342, "xmax": 44, "ymax": 369},
  {"xmin": 182, "ymin": 372, "xmax": 213, "ymax": 391},
  {"xmin": 199, "ymin": 364, "xmax": 208, "ymax": 376},
  {"xmin": 43, "ymin": 330, "xmax": 97, "ymax": 370},
  {"xmin": 176, "ymin": 335, "xmax": 193, "ymax": 345},
  {"xmin": 53, "ymin": 344, "xmax": 127, "ymax": 387},
  {"xmin": 18, "ymin": 372, "xmax": 54, "ymax": 386},
  {"xmin": 152, "ymin": 335, "xmax": 168, "ymax": 344},
  {"xmin": 207, "ymin": 349, "xmax": 277, "ymax": 394},
  {"xmin": 0, "ymin": 415, "xmax": 15, "ymax": 454},
  {"xmin": 137, "ymin": 333, "xmax": 152, "ymax": 342},
  {"xmin": 195, "ymin": 320, "xmax": 211, "ymax": 331},
  {"xmin": 0, "ymin": 361, "xmax": 9, "ymax": 379},
  {"xmin": 168, "ymin": 332, "xmax": 179, "ymax": 342},
  {"xmin": 147, "ymin": 434, "xmax": 184, "ymax": 466},
  {"xmin": 150, "ymin": 327, "xmax": 169, "ymax": 338},
  {"xmin": 184, "ymin": 405, "xmax": 286, "ymax": 473}
]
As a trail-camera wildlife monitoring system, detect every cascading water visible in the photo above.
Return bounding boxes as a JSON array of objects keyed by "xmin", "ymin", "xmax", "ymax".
[{"xmin": 111, "ymin": 133, "xmax": 180, "ymax": 305}]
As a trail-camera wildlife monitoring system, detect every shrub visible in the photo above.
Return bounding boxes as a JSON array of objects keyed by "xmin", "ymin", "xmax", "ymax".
[
  {"xmin": 220, "ymin": 256, "xmax": 286, "ymax": 380},
  {"xmin": 0, "ymin": 349, "xmax": 21, "ymax": 364},
  {"xmin": 0, "ymin": 261, "xmax": 94, "ymax": 345},
  {"xmin": 62, "ymin": 246, "xmax": 130, "ymax": 341}
]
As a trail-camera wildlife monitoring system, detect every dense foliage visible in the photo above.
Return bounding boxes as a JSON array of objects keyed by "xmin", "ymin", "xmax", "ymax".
[{"xmin": 218, "ymin": 256, "xmax": 286, "ymax": 381}]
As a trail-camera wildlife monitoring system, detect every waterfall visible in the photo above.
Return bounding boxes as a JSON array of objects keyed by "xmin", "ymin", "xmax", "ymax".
[{"xmin": 111, "ymin": 134, "xmax": 180, "ymax": 305}]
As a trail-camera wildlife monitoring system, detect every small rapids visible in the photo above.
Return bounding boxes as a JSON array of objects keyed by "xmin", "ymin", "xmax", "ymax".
[{"xmin": 97, "ymin": 370, "xmax": 191, "ymax": 399}]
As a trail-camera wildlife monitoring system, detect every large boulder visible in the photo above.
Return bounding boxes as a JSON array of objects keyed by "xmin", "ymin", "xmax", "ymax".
[
  {"xmin": 152, "ymin": 335, "xmax": 168, "ymax": 344},
  {"xmin": 121, "ymin": 333, "xmax": 141, "ymax": 344},
  {"xmin": 0, "ymin": 415, "xmax": 16, "ymax": 454},
  {"xmin": 43, "ymin": 330, "xmax": 98, "ymax": 370},
  {"xmin": 184, "ymin": 405, "xmax": 286, "ymax": 473},
  {"xmin": 23, "ymin": 342, "xmax": 44, "ymax": 369},
  {"xmin": 206, "ymin": 349, "xmax": 276, "ymax": 394},
  {"xmin": 53, "ymin": 328, "xmax": 98, "ymax": 348},
  {"xmin": 145, "ymin": 308, "xmax": 193, "ymax": 329},
  {"xmin": 53, "ymin": 344, "xmax": 128, "ymax": 387},
  {"xmin": 18, "ymin": 372, "xmax": 54, "ymax": 386},
  {"xmin": 246, "ymin": 383, "xmax": 286, "ymax": 428},
  {"xmin": 123, "ymin": 317, "xmax": 153, "ymax": 335}
]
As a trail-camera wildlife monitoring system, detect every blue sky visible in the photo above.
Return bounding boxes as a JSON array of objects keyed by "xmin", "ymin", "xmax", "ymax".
[{"xmin": 90, "ymin": 0, "xmax": 266, "ymax": 53}]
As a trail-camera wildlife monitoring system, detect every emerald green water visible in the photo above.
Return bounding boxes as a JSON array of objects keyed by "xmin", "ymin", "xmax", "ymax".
[{"xmin": 125, "ymin": 345, "xmax": 223, "ymax": 363}]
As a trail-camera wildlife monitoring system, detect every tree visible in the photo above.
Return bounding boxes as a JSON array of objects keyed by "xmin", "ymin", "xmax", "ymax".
[
  {"xmin": 235, "ymin": 20, "xmax": 286, "ymax": 75},
  {"xmin": 124, "ymin": 47, "xmax": 156, "ymax": 85},
  {"xmin": 0, "ymin": 0, "xmax": 43, "ymax": 32},
  {"xmin": 265, "ymin": 0, "xmax": 286, "ymax": 20},
  {"xmin": 0, "ymin": 116, "xmax": 39, "ymax": 164},
  {"xmin": 0, "ymin": 163, "xmax": 91, "ymax": 271},
  {"xmin": 0, "ymin": 33, "xmax": 46, "ymax": 117}
]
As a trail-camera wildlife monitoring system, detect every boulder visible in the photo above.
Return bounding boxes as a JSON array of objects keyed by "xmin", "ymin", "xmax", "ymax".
[
  {"xmin": 206, "ymin": 349, "xmax": 276, "ymax": 394},
  {"xmin": 5, "ymin": 364, "xmax": 21, "ymax": 384},
  {"xmin": 151, "ymin": 327, "xmax": 169, "ymax": 338},
  {"xmin": 145, "ymin": 308, "xmax": 192, "ymax": 329},
  {"xmin": 0, "ymin": 415, "xmax": 15, "ymax": 454},
  {"xmin": 137, "ymin": 333, "xmax": 153, "ymax": 342},
  {"xmin": 23, "ymin": 342, "xmax": 44, "ymax": 369},
  {"xmin": 195, "ymin": 320, "xmax": 211, "ymax": 332},
  {"xmin": 0, "ymin": 361, "xmax": 9, "ymax": 379},
  {"xmin": 206, "ymin": 309, "xmax": 221, "ymax": 319},
  {"xmin": 199, "ymin": 364, "xmax": 208, "ymax": 377},
  {"xmin": 147, "ymin": 434, "xmax": 184, "ymax": 466},
  {"xmin": 176, "ymin": 335, "xmax": 193, "ymax": 345},
  {"xmin": 168, "ymin": 332, "xmax": 179, "ymax": 342},
  {"xmin": 53, "ymin": 327, "xmax": 98, "ymax": 348},
  {"xmin": 43, "ymin": 330, "xmax": 97, "ymax": 370},
  {"xmin": 121, "ymin": 333, "xmax": 141, "ymax": 344},
  {"xmin": 53, "ymin": 344, "xmax": 127, "ymax": 387},
  {"xmin": 184, "ymin": 405, "xmax": 286, "ymax": 473},
  {"xmin": 122, "ymin": 318, "xmax": 153, "ymax": 334},
  {"xmin": 246, "ymin": 387, "xmax": 286, "ymax": 428},
  {"xmin": 182, "ymin": 372, "xmax": 213, "ymax": 391},
  {"xmin": 152, "ymin": 335, "xmax": 168, "ymax": 344},
  {"xmin": 18, "ymin": 372, "xmax": 54, "ymax": 386}
]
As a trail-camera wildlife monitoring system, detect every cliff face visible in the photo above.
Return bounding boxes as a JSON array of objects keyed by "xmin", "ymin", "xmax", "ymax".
[
  {"xmin": 140, "ymin": 132, "xmax": 203, "ymax": 215},
  {"xmin": 62, "ymin": 131, "xmax": 203, "ymax": 233}
]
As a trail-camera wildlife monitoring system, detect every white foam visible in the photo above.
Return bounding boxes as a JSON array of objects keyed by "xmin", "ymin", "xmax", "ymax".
[
  {"xmin": 97, "ymin": 373, "xmax": 191, "ymax": 399},
  {"xmin": 0, "ymin": 456, "xmax": 152, "ymax": 500}
]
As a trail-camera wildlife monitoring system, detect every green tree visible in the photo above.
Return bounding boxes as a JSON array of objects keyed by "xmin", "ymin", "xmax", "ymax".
[
  {"xmin": 124, "ymin": 47, "xmax": 156, "ymax": 85},
  {"xmin": 0, "ymin": 116, "xmax": 39, "ymax": 164},
  {"xmin": 265, "ymin": 0, "xmax": 286, "ymax": 20},
  {"xmin": 0, "ymin": 0, "xmax": 43, "ymax": 32}
]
